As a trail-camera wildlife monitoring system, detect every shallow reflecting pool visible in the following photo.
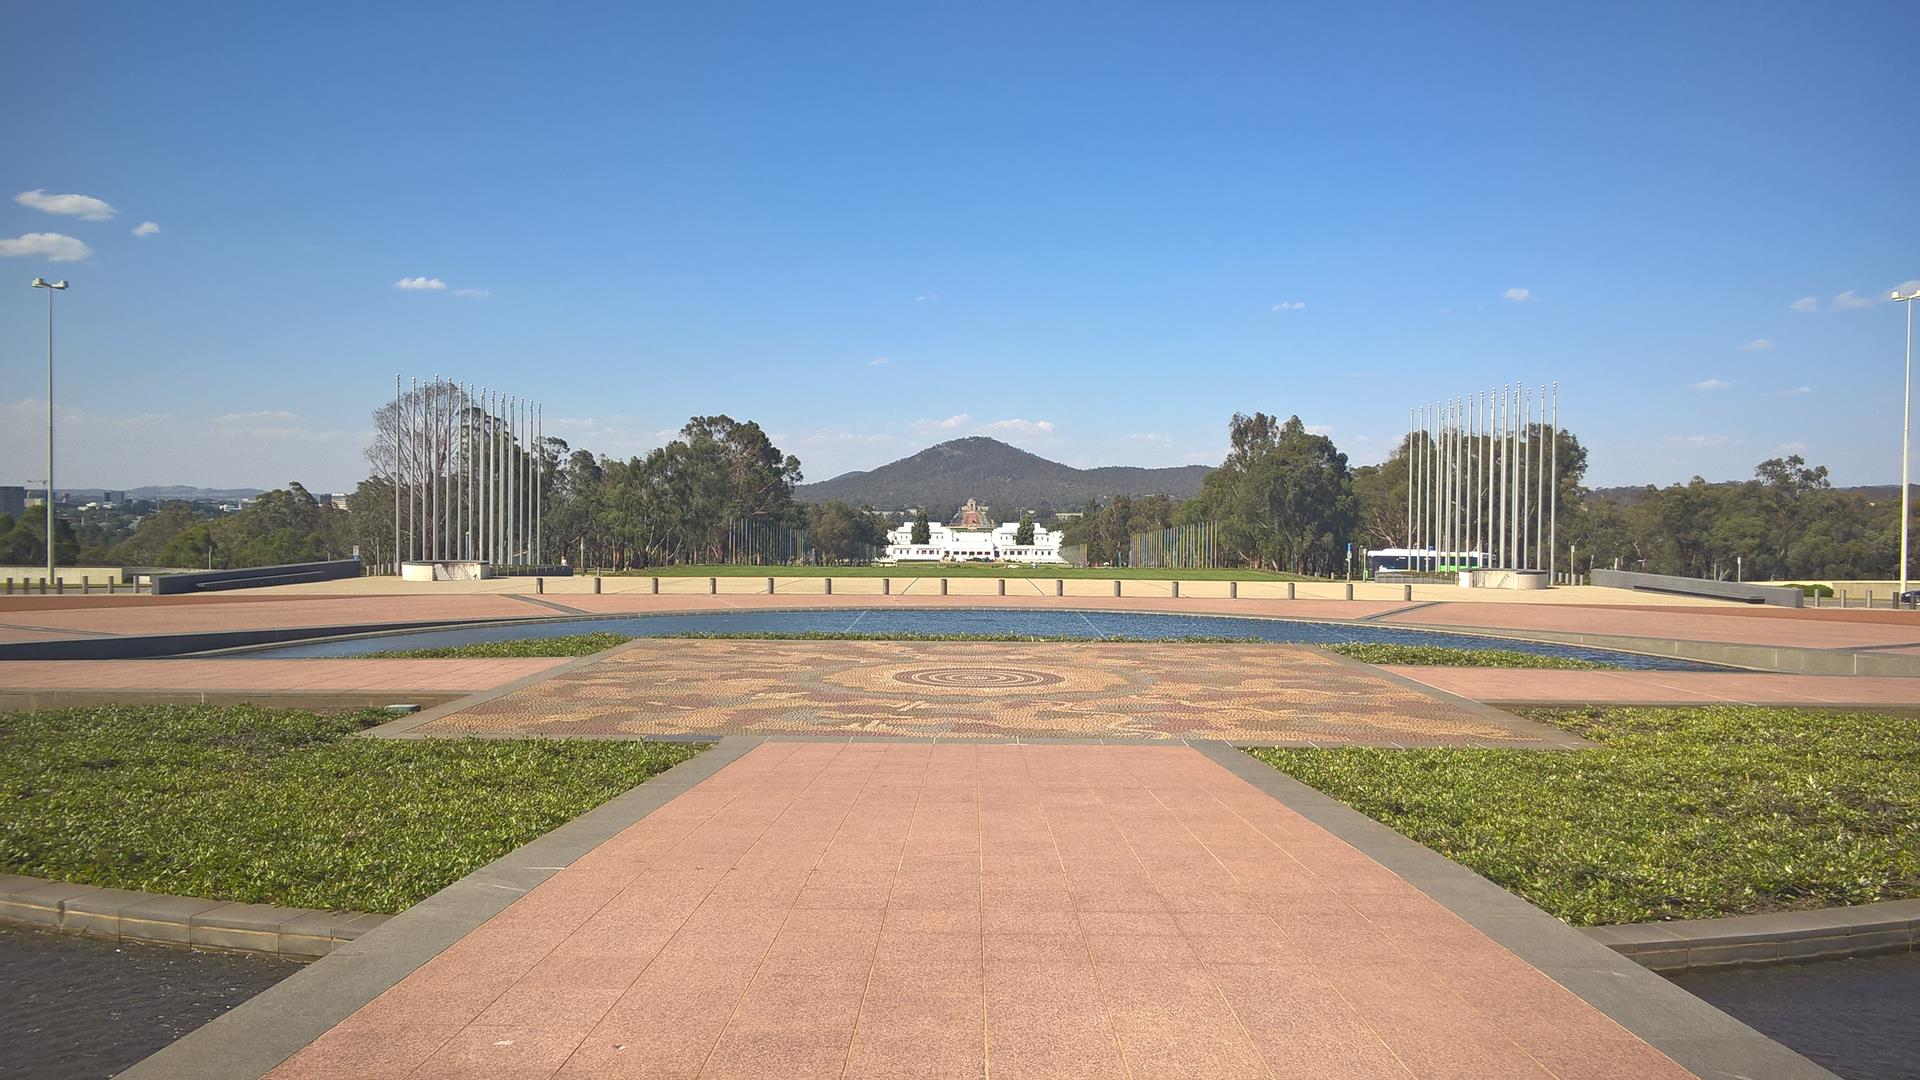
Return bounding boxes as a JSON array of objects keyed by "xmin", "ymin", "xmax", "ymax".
[
  {"xmin": 0, "ymin": 925, "xmax": 301, "ymax": 1080},
  {"xmin": 1668, "ymin": 951, "xmax": 1920, "ymax": 1080},
  {"xmin": 239, "ymin": 608, "xmax": 1718, "ymax": 669}
]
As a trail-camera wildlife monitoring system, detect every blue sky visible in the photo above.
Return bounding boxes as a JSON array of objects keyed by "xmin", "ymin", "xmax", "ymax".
[{"xmin": 4, "ymin": 3, "xmax": 1917, "ymax": 492}]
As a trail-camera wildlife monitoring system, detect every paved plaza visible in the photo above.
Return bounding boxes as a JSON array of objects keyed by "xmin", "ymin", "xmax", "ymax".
[
  {"xmin": 250, "ymin": 743, "xmax": 1707, "ymax": 1080},
  {"xmin": 5, "ymin": 585, "xmax": 1892, "ymax": 1079},
  {"xmin": 404, "ymin": 639, "xmax": 1575, "ymax": 746}
]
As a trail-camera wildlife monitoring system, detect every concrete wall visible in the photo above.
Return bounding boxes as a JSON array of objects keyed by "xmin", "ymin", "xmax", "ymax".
[
  {"xmin": 151, "ymin": 559, "xmax": 364, "ymax": 595},
  {"xmin": 1591, "ymin": 568, "xmax": 1802, "ymax": 607},
  {"xmin": 0, "ymin": 565, "xmax": 131, "ymax": 585}
]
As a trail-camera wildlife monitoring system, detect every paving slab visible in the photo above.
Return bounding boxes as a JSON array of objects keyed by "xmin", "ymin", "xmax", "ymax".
[
  {"xmin": 1383, "ymin": 667, "xmax": 1920, "ymax": 708},
  {"xmin": 118, "ymin": 741, "xmax": 1838, "ymax": 1080}
]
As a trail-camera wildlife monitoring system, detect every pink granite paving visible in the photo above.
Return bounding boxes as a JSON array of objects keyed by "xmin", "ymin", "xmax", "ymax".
[
  {"xmin": 0, "ymin": 658, "xmax": 568, "ymax": 692},
  {"xmin": 1383, "ymin": 667, "xmax": 1920, "ymax": 707},
  {"xmin": 266, "ymin": 742, "xmax": 1695, "ymax": 1080},
  {"xmin": 1382, "ymin": 601, "xmax": 1920, "ymax": 650}
]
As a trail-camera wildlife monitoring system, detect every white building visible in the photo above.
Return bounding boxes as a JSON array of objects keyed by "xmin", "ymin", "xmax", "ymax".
[{"xmin": 882, "ymin": 519, "xmax": 1066, "ymax": 564}]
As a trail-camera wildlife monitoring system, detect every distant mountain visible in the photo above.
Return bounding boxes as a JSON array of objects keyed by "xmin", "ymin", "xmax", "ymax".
[
  {"xmin": 123, "ymin": 486, "xmax": 265, "ymax": 501},
  {"xmin": 796, "ymin": 437, "xmax": 1212, "ymax": 514}
]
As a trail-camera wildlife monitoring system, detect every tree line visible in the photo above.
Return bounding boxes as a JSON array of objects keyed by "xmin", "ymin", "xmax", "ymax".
[{"xmin": 70, "ymin": 403, "xmax": 1907, "ymax": 583}]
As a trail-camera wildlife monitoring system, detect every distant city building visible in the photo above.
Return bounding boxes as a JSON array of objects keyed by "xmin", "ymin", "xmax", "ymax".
[
  {"xmin": 883, "ymin": 498, "xmax": 1064, "ymax": 563},
  {"xmin": 0, "ymin": 486, "xmax": 24, "ymax": 519}
]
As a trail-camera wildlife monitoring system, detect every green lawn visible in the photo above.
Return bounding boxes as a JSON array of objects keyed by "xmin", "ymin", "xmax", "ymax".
[
  {"xmin": 589, "ymin": 564, "xmax": 1314, "ymax": 581},
  {"xmin": 1323, "ymin": 643, "xmax": 1619, "ymax": 670},
  {"xmin": 0, "ymin": 706, "xmax": 704, "ymax": 913},
  {"xmin": 367, "ymin": 631, "xmax": 630, "ymax": 658},
  {"xmin": 1253, "ymin": 706, "xmax": 1920, "ymax": 926}
]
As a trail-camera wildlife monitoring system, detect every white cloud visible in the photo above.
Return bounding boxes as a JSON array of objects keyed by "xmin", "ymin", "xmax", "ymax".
[
  {"xmin": 1270, "ymin": 301, "xmax": 1306, "ymax": 311},
  {"xmin": 15, "ymin": 189, "xmax": 117, "ymax": 220},
  {"xmin": 913, "ymin": 414, "xmax": 971, "ymax": 432},
  {"xmin": 1690, "ymin": 378, "xmax": 1733, "ymax": 392},
  {"xmin": 393, "ymin": 276, "xmax": 447, "ymax": 291},
  {"xmin": 1667, "ymin": 434, "xmax": 1735, "ymax": 447},
  {"xmin": 0, "ymin": 232, "xmax": 92, "ymax": 261},
  {"xmin": 786, "ymin": 428, "xmax": 893, "ymax": 445},
  {"xmin": 1125, "ymin": 432, "xmax": 1172, "ymax": 445},
  {"xmin": 215, "ymin": 410, "xmax": 300, "ymax": 424},
  {"xmin": 1737, "ymin": 338, "xmax": 1773, "ymax": 351},
  {"xmin": 1795, "ymin": 290, "xmax": 1881, "ymax": 312},
  {"xmin": 915, "ymin": 293, "xmax": 938, "ymax": 302},
  {"xmin": 450, "ymin": 288, "xmax": 489, "ymax": 299},
  {"xmin": 132, "ymin": 221, "xmax": 160, "ymax": 237},
  {"xmin": 986, "ymin": 418, "xmax": 1056, "ymax": 435},
  {"xmin": 1502, "ymin": 287, "xmax": 1533, "ymax": 302},
  {"xmin": 868, "ymin": 356, "xmax": 892, "ymax": 366},
  {"xmin": 1789, "ymin": 385, "xmax": 1812, "ymax": 395},
  {"xmin": 1777, "ymin": 441, "xmax": 1809, "ymax": 453},
  {"xmin": 1304, "ymin": 424, "xmax": 1334, "ymax": 436}
]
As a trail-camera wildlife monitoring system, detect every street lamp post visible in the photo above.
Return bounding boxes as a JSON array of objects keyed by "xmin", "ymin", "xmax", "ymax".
[
  {"xmin": 1895, "ymin": 288, "xmax": 1920, "ymax": 605},
  {"xmin": 30, "ymin": 278, "xmax": 68, "ymax": 585}
]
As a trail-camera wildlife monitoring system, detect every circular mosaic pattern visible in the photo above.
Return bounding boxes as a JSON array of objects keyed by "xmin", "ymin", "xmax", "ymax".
[{"xmin": 892, "ymin": 666, "xmax": 1065, "ymax": 689}]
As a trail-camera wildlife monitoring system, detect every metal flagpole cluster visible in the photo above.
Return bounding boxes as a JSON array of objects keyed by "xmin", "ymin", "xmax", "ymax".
[
  {"xmin": 1402, "ymin": 384, "xmax": 1559, "ymax": 578},
  {"xmin": 390, "ymin": 377, "xmax": 544, "ymax": 571}
]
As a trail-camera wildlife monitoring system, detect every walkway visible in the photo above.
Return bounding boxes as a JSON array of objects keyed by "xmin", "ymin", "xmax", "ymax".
[
  {"xmin": 0, "ymin": 658, "xmax": 566, "ymax": 693},
  {"xmin": 1388, "ymin": 668, "xmax": 1920, "ymax": 708},
  {"xmin": 255, "ymin": 742, "xmax": 1705, "ymax": 1080}
]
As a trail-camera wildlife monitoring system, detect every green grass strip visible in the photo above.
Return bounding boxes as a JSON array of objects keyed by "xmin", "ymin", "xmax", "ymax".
[
  {"xmin": 0, "ymin": 706, "xmax": 704, "ymax": 913},
  {"xmin": 1252, "ymin": 705, "xmax": 1920, "ymax": 926},
  {"xmin": 1323, "ymin": 642, "xmax": 1619, "ymax": 670},
  {"xmin": 364, "ymin": 631, "xmax": 631, "ymax": 658}
]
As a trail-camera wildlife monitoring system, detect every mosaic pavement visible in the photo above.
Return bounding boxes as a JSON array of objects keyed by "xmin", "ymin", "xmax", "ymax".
[{"xmin": 413, "ymin": 640, "xmax": 1580, "ymax": 746}]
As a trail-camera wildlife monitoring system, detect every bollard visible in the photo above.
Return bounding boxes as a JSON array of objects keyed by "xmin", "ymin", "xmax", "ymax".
[
  {"xmin": 1229, "ymin": 581, "xmax": 1237, "ymax": 599},
  {"xmin": 535, "ymin": 577, "xmax": 545, "ymax": 594},
  {"xmin": 1403, "ymin": 584, "xmax": 1413, "ymax": 601},
  {"xmin": 109, "ymin": 579, "xmax": 117, "ymax": 594},
  {"xmin": 651, "ymin": 576, "xmax": 660, "ymax": 594},
  {"xmin": 1171, "ymin": 581, "xmax": 1180, "ymax": 599},
  {"xmin": 709, "ymin": 577, "xmax": 717, "ymax": 595},
  {"xmin": 1868, "ymin": 590, "xmax": 1875, "ymax": 610},
  {"xmin": 1056, "ymin": 579, "xmax": 1064, "ymax": 596},
  {"xmin": 1812, "ymin": 591, "xmax": 1820, "ymax": 608},
  {"xmin": 825, "ymin": 577, "xmax": 832, "ymax": 596},
  {"xmin": 941, "ymin": 578, "xmax": 948, "ymax": 596},
  {"xmin": 767, "ymin": 577, "xmax": 775, "ymax": 594},
  {"xmin": 593, "ymin": 576, "xmax": 603, "ymax": 594},
  {"xmin": 1841, "ymin": 590, "xmax": 1849, "ymax": 609},
  {"xmin": 997, "ymin": 578, "xmax": 1005, "ymax": 596},
  {"xmin": 3, "ymin": 577, "xmax": 10, "ymax": 594},
  {"xmin": 1344, "ymin": 583, "xmax": 1354, "ymax": 600},
  {"xmin": 1286, "ymin": 582, "xmax": 1295, "ymax": 600},
  {"xmin": 56, "ymin": 578, "xmax": 64, "ymax": 594},
  {"xmin": 82, "ymin": 576, "xmax": 89, "ymax": 592},
  {"xmin": 883, "ymin": 577, "xmax": 890, "ymax": 596},
  {"xmin": 1113, "ymin": 580, "xmax": 1122, "ymax": 597}
]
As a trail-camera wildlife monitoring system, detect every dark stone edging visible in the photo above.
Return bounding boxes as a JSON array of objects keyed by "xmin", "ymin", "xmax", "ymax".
[
  {"xmin": 1587, "ymin": 899, "xmax": 1920, "ymax": 973},
  {"xmin": 0, "ymin": 873, "xmax": 387, "ymax": 958},
  {"xmin": 115, "ymin": 737, "xmax": 752, "ymax": 1080},
  {"xmin": 1197, "ymin": 745, "xmax": 1840, "ymax": 1080}
]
